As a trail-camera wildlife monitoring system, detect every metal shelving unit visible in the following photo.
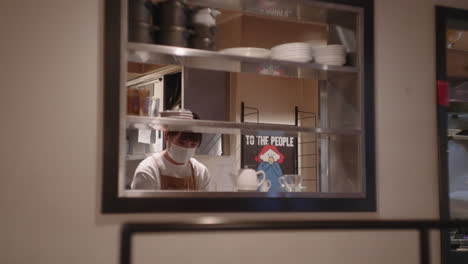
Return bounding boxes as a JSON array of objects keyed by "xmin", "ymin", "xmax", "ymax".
[
  {"xmin": 127, "ymin": 43, "xmax": 358, "ymax": 80},
  {"xmin": 126, "ymin": 115, "xmax": 361, "ymax": 136}
]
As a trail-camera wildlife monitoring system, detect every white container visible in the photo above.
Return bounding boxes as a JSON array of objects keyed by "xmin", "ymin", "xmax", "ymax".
[{"xmin": 192, "ymin": 8, "xmax": 221, "ymax": 27}]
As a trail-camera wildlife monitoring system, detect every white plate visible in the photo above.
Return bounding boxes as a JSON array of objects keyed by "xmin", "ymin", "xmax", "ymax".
[
  {"xmin": 271, "ymin": 42, "xmax": 311, "ymax": 51},
  {"xmin": 316, "ymin": 56, "xmax": 345, "ymax": 60},
  {"xmin": 272, "ymin": 56, "xmax": 312, "ymax": 62},
  {"xmin": 272, "ymin": 48, "xmax": 312, "ymax": 52},
  {"xmin": 315, "ymin": 55, "xmax": 346, "ymax": 59},
  {"xmin": 313, "ymin": 46, "xmax": 346, "ymax": 53},
  {"xmin": 305, "ymin": 39, "xmax": 327, "ymax": 48},
  {"xmin": 314, "ymin": 46, "xmax": 345, "ymax": 50},
  {"xmin": 316, "ymin": 60, "xmax": 346, "ymax": 65},
  {"xmin": 272, "ymin": 45, "xmax": 311, "ymax": 49},
  {"xmin": 219, "ymin": 47, "xmax": 271, "ymax": 58},
  {"xmin": 273, "ymin": 54, "xmax": 313, "ymax": 58},
  {"xmin": 316, "ymin": 59, "xmax": 346, "ymax": 63},
  {"xmin": 271, "ymin": 48, "xmax": 311, "ymax": 53},
  {"xmin": 313, "ymin": 44, "xmax": 345, "ymax": 49},
  {"xmin": 271, "ymin": 51, "xmax": 312, "ymax": 56},
  {"xmin": 272, "ymin": 52, "xmax": 313, "ymax": 57},
  {"xmin": 313, "ymin": 49, "xmax": 346, "ymax": 53},
  {"xmin": 315, "ymin": 52, "xmax": 346, "ymax": 56},
  {"xmin": 272, "ymin": 49, "xmax": 311, "ymax": 53},
  {"xmin": 314, "ymin": 49, "xmax": 346, "ymax": 53}
]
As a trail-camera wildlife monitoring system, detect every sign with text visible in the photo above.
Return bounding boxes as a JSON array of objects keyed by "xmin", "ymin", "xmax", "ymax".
[{"xmin": 241, "ymin": 133, "xmax": 297, "ymax": 191}]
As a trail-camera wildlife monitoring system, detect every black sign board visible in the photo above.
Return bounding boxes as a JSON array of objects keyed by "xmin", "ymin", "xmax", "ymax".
[{"xmin": 241, "ymin": 132, "xmax": 297, "ymax": 191}]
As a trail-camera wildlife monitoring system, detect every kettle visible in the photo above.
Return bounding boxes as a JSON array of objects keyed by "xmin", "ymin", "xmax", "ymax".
[{"xmin": 236, "ymin": 168, "xmax": 266, "ymax": 191}]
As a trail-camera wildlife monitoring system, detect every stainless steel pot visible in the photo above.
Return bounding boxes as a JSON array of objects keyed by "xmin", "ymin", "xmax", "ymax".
[
  {"xmin": 190, "ymin": 36, "xmax": 215, "ymax": 50},
  {"xmin": 153, "ymin": 0, "xmax": 188, "ymax": 28},
  {"xmin": 192, "ymin": 24, "xmax": 217, "ymax": 38},
  {"xmin": 128, "ymin": 0, "xmax": 152, "ymax": 24},
  {"xmin": 155, "ymin": 26, "xmax": 193, "ymax": 47},
  {"xmin": 128, "ymin": 22, "xmax": 158, "ymax": 43}
]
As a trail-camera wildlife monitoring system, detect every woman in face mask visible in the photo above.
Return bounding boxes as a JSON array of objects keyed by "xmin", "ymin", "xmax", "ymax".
[{"xmin": 131, "ymin": 111, "xmax": 210, "ymax": 191}]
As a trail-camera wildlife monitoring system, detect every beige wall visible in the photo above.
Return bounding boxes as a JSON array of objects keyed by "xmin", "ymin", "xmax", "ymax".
[{"xmin": 0, "ymin": 0, "xmax": 464, "ymax": 263}]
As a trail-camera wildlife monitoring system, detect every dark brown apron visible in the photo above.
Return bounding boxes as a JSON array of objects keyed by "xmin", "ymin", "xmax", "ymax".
[{"xmin": 159, "ymin": 161, "xmax": 196, "ymax": 190}]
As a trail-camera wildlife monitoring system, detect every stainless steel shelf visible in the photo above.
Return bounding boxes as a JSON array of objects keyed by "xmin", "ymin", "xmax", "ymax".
[
  {"xmin": 127, "ymin": 43, "xmax": 358, "ymax": 80},
  {"xmin": 181, "ymin": 0, "xmax": 362, "ymax": 21},
  {"xmin": 126, "ymin": 115, "xmax": 362, "ymax": 136}
]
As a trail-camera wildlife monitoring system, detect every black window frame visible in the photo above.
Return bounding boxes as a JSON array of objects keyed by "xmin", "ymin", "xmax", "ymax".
[
  {"xmin": 102, "ymin": 0, "xmax": 376, "ymax": 213},
  {"xmin": 436, "ymin": 5, "xmax": 468, "ymax": 264}
]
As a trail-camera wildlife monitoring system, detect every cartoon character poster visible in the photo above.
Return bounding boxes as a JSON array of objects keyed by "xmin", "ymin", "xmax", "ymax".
[{"xmin": 241, "ymin": 134, "xmax": 297, "ymax": 192}]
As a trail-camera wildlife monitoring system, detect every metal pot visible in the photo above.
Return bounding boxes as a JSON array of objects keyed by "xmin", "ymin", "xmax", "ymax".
[
  {"xmin": 155, "ymin": 26, "xmax": 193, "ymax": 47},
  {"xmin": 190, "ymin": 36, "xmax": 215, "ymax": 50},
  {"xmin": 128, "ymin": 0, "xmax": 153, "ymax": 24},
  {"xmin": 128, "ymin": 22, "xmax": 158, "ymax": 43},
  {"xmin": 153, "ymin": 0, "xmax": 188, "ymax": 28},
  {"xmin": 192, "ymin": 24, "xmax": 217, "ymax": 38}
]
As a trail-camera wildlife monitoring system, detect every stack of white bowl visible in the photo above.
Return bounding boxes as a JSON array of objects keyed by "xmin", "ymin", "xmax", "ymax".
[
  {"xmin": 270, "ymin": 42, "xmax": 313, "ymax": 63},
  {"xmin": 312, "ymin": 44, "xmax": 346, "ymax": 66}
]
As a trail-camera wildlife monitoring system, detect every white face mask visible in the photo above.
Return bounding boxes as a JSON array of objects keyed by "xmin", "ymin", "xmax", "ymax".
[{"xmin": 167, "ymin": 143, "xmax": 197, "ymax": 164}]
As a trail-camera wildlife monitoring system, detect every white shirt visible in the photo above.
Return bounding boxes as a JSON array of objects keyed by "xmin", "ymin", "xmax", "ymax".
[{"xmin": 131, "ymin": 152, "xmax": 210, "ymax": 190}]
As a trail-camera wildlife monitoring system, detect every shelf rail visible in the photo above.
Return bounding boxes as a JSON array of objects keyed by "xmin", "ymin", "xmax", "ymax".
[
  {"xmin": 295, "ymin": 107, "xmax": 319, "ymax": 186},
  {"xmin": 120, "ymin": 219, "xmax": 468, "ymax": 264}
]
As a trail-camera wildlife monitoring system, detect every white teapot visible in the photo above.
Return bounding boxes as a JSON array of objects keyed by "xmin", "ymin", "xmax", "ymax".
[
  {"xmin": 236, "ymin": 168, "xmax": 266, "ymax": 191},
  {"xmin": 259, "ymin": 179, "xmax": 272, "ymax": 192}
]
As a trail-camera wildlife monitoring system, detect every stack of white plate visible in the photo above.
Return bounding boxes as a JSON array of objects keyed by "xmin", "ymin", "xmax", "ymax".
[
  {"xmin": 270, "ymin": 42, "xmax": 313, "ymax": 63},
  {"xmin": 160, "ymin": 109, "xmax": 194, "ymax": 119},
  {"xmin": 312, "ymin": 44, "xmax": 346, "ymax": 66}
]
